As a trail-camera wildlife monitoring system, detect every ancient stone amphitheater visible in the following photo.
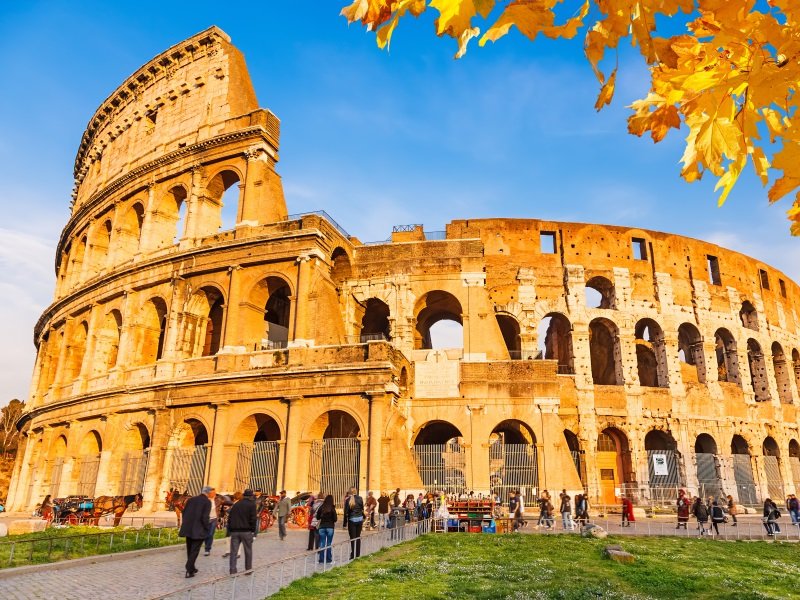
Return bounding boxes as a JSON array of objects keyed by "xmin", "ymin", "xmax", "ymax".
[{"xmin": 7, "ymin": 27, "xmax": 800, "ymax": 512}]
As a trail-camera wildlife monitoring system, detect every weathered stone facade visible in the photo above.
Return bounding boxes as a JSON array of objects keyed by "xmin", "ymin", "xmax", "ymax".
[{"xmin": 7, "ymin": 28, "xmax": 800, "ymax": 512}]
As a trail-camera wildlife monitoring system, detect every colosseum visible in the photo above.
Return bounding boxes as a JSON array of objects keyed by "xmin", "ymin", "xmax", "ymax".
[{"xmin": 6, "ymin": 26, "xmax": 800, "ymax": 513}]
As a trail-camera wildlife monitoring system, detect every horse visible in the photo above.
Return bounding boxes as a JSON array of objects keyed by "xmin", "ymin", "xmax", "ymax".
[
  {"xmin": 91, "ymin": 493, "xmax": 144, "ymax": 526},
  {"xmin": 166, "ymin": 489, "xmax": 191, "ymax": 527}
]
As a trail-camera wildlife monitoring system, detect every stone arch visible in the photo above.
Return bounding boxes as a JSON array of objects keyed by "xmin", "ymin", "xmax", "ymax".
[
  {"xmin": 94, "ymin": 309, "xmax": 122, "ymax": 374},
  {"xmin": 49, "ymin": 435, "xmax": 68, "ymax": 460},
  {"xmin": 790, "ymin": 439, "xmax": 800, "ymax": 458},
  {"xmin": 414, "ymin": 290, "xmax": 463, "ymax": 350},
  {"xmin": 205, "ymin": 168, "xmax": 242, "ymax": 233},
  {"xmin": 115, "ymin": 201, "xmax": 145, "ymax": 262},
  {"xmin": 173, "ymin": 418, "xmax": 209, "ymax": 448},
  {"xmin": 714, "ymin": 328, "xmax": 740, "ymax": 385},
  {"xmin": 79, "ymin": 430, "xmax": 102, "ymax": 455},
  {"xmin": 134, "ymin": 297, "xmax": 168, "ymax": 365},
  {"xmin": 495, "ymin": 313, "xmax": 521, "ymax": 359},
  {"xmin": 121, "ymin": 422, "xmax": 151, "ymax": 451},
  {"xmin": 771, "ymin": 342, "xmax": 793, "ymax": 404},
  {"xmin": 248, "ymin": 275, "xmax": 292, "ymax": 349},
  {"xmin": 634, "ymin": 318, "xmax": 669, "ymax": 387},
  {"xmin": 87, "ymin": 215, "xmax": 114, "ymax": 276},
  {"xmin": 695, "ymin": 433, "xmax": 718, "ymax": 454},
  {"xmin": 360, "ymin": 298, "xmax": 391, "ymax": 342},
  {"xmin": 413, "ymin": 420, "xmax": 463, "ymax": 445},
  {"xmin": 763, "ymin": 435, "xmax": 785, "ymax": 500},
  {"xmin": 307, "ymin": 409, "xmax": 363, "ymax": 440},
  {"xmin": 763, "ymin": 436, "xmax": 780, "ymax": 457},
  {"xmin": 747, "ymin": 338, "xmax": 770, "ymax": 402},
  {"xmin": 596, "ymin": 427, "xmax": 634, "ymax": 504},
  {"xmin": 230, "ymin": 412, "xmax": 283, "ymax": 444},
  {"xmin": 793, "ymin": 349, "xmax": 800, "ymax": 397},
  {"xmin": 330, "ymin": 247, "xmax": 352, "ymax": 283},
  {"xmin": 398, "ymin": 366, "xmax": 409, "ymax": 395},
  {"xmin": 65, "ymin": 320, "xmax": 89, "ymax": 381},
  {"xmin": 644, "ymin": 429, "xmax": 681, "ymax": 495},
  {"xmin": 69, "ymin": 234, "xmax": 87, "ymax": 287},
  {"xmin": 731, "ymin": 434, "xmax": 751, "ymax": 455},
  {"xmin": 585, "ymin": 275, "xmax": 615, "ymax": 309},
  {"xmin": 490, "ymin": 419, "xmax": 536, "ymax": 445},
  {"xmin": 644, "ymin": 429, "xmax": 678, "ymax": 451},
  {"xmin": 563, "ymin": 429, "xmax": 586, "ymax": 484},
  {"xmin": 149, "ymin": 185, "xmax": 189, "ymax": 249},
  {"xmin": 740, "ymin": 300, "xmax": 759, "ymax": 331},
  {"xmin": 537, "ymin": 312, "xmax": 574, "ymax": 373},
  {"xmin": 677, "ymin": 323, "xmax": 706, "ymax": 384},
  {"xmin": 589, "ymin": 317, "xmax": 623, "ymax": 385},
  {"xmin": 184, "ymin": 285, "xmax": 225, "ymax": 357}
]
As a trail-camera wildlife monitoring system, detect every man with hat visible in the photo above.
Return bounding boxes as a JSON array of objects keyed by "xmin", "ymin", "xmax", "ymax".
[
  {"xmin": 273, "ymin": 490, "xmax": 291, "ymax": 541},
  {"xmin": 227, "ymin": 488, "xmax": 258, "ymax": 574},
  {"xmin": 178, "ymin": 486, "xmax": 215, "ymax": 578}
]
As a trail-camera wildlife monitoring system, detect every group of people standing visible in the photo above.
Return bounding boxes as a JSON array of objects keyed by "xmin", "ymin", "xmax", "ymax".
[{"xmin": 676, "ymin": 490, "xmax": 799, "ymax": 536}]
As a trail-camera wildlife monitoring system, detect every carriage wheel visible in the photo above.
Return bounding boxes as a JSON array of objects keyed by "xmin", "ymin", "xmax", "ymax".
[
  {"xmin": 66, "ymin": 513, "xmax": 79, "ymax": 526},
  {"xmin": 292, "ymin": 507, "xmax": 307, "ymax": 529}
]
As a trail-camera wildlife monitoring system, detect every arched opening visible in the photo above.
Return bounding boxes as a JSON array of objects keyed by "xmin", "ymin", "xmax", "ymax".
[
  {"xmin": 207, "ymin": 170, "xmax": 241, "ymax": 232},
  {"xmin": 263, "ymin": 277, "xmax": 291, "ymax": 348},
  {"xmin": 585, "ymin": 276, "xmax": 615, "ymax": 309},
  {"xmin": 65, "ymin": 320, "xmax": 88, "ymax": 381},
  {"xmin": 93, "ymin": 310, "xmax": 122, "ymax": 375},
  {"xmin": 47, "ymin": 435, "xmax": 67, "ymax": 497},
  {"xmin": 495, "ymin": 314, "xmax": 521, "ymax": 359},
  {"xmin": 747, "ymin": 338, "xmax": 770, "ymax": 402},
  {"xmin": 330, "ymin": 247, "xmax": 352, "ymax": 283},
  {"xmin": 677, "ymin": 323, "xmax": 706, "ymax": 384},
  {"xmin": 564, "ymin": 430, "xmax": 586, "ymax": 486},
  {"xmin": 644, "ymin": 430, "xmax": 681, "ymax": 503},
  {"xmin": 714, "ymin": 328, "xmax": 740, "ymax": 385},
  {"xmin": 398, "ymin": 367, "xmax": 409, "ymax": 395},
  {"xmin": 87, "ymin": 218, "xmax": 113, "ymax": 276},
  {"xmin": 203, "ymin": 296, "xmax": 224, "ymax": 356},
  {"xmin": 360, "ymin": 298, "xmax": 391, "ymax": 342},
  {"xmin": 763, "ymin": 436, "xmax": 784, "ymax": 500},
  {"xmin": 694, "ymin": 433, "xmax": 723, "ymax": 500},
  {"xmin": 789, "ymin": 440, "xmax": 800, "ymax": 492},
  {"xmin": 308, "ymin": 410, "xmax": 361, "ymax": 506},
  {"xmin": 596, "ymin": 428, "xmax": 633, "ymax": 505},
  {"xmin": 589, "ymin": 318, "xmax": 622, "ymax": 385},
  {"xmin": 537, "ymin": 313, "xmax": 574, "ymax": 373},
  {"xmin": 150, "ymin": 186, "xmax": 188, "ymax": 249},
  {"xmin": 116, "ymin": 202, "xmax": 145, "ymax": 262},
  {"xmin": 168, "ymin": 419, "xmax": 209, "ymax": 495},
  {"xmin": 414, "ymin": 291, "xmax": 463, "ymax": 350},
  {"xmin": 634, "ymin": 319, "xmax": 669, "ymax": 388},
  {"xmin": 793, "ymin": 350, "xmax": 800, "ymax": 399},
  {"xmin": 135, "ymin": 298, "xmax": 168, "ymax": 365},
  {"xmin": 183, "ymin": 286, "xmax": 225, "ymax": 358},
  {"xmin": 233, "ymin": 414, "xmax": 282, "ymax": 495},
  {"xmin": 740, "ymin": 300, "xmax": 759, "ymax": 331},
  {"xmin": 76, "ymin": 430, "xmax": 102, "ymax": 497},
  {"xmin": 118, "ymin": 423, "xmax": 151, "ymax": 495},
  {"xmin": 489, "ymin": 420, "xmax": 538, "ymax": 502},
  {"xmin": 69, "ymin": 235, "xmax": 87, "ymax": 288},
  {"xmin": 731, "ymin": 434, "xmax": 758, "ymax": 505},
  {"xmin": 412, "ymin": 421, "xmax": 465, "ymax": 496},
  {"xmin": 772, "ymin": 342, "xmax": 793, "ymax": 404}
]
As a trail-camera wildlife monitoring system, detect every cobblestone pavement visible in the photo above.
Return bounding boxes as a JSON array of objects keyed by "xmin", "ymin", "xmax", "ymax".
[{"xmin": 1, "ymin": 527, "xmax": 316, "ymax": 600}]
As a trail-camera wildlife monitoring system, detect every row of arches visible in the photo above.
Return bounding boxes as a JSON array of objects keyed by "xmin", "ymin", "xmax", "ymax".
[{"xmin": 59, "ymin": 169, "xmax": 242, "ymax": 293}]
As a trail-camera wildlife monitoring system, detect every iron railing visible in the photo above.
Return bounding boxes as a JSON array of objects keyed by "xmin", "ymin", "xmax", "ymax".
[{"xmin": 285, "ymin": 211, "xmax": 350, "ymax": 239}]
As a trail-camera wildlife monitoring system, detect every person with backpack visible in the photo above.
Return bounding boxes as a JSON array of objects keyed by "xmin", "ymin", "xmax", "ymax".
[
  {"xmin": 710, "ymin": 500, "xmax": 725, "ymax": 535},
  {"xmin": 763, "ymin": 498, "xmax": 782, "ymax": 536},
  {"xmin": 559, "ymin": 490, "xmax": 573, "ymax": 531},
  {"xmin": 786, "ymin": 494, "xmax": 799, "ymax": 526},
  {"xmin": 377, "ymin": 491, "xmax": 390, "ymax": 529},
  {"xmin": 692, "ymin": 496, "xmax": 709, "ymax": 535},
  {"xmin": 315, "ymin": 495, "xmax": 337, "ymax": 564},
  {"xmin": 343, "ymin": 487, "xmax": 365, "ymax": 559}
]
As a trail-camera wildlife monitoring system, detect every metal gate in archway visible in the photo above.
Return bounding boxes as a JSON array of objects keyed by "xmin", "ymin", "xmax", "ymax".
[
  {"xmin": 49, "ymin": 458, "xmax": 64, "ymax": 497},
  {"xmin": 695, "ymin": 453, "xmax": 724, "ymax": 500},
  {"xmin": 168, "ymin": 446, "xmax": 207, "ymax": 496},
  {"xmin": 308, "ymin": 438, "xmax": 360, "ymax": 507},
  {"xmin": 235, "ymin": 441, "xmax": 279, "ymax": 495},
  {"xmin": 791, "ymin": 457, "xmax": 800, "ymax": 495},
  {"xmin": 763, "ymin": 456, "xmax": 784, "ymax": 500},
  {"xmin": 489, "ymin": 439, "xmax": 538, "ymax": 504},
  {"xmin": 412, "ymin": 441, "xmax": 467, "ymax": 496},
  {"xmin": 733, "ymin": 454, "xmax": 758, "ymax": 505},
  {"xmin": 77, "ymin": 454, "xmax": 101, "ymax": 497},
  {"xmin": 645, "ymin": 450, "xmax": 682, "ymax": 505},
  {"xmin": 119, "ymin": 449, "xmax": 150, "ymax": 495}
]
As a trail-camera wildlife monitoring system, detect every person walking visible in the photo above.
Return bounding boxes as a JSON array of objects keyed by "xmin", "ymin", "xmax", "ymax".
[
  {"xmin": 508, "ymin": 491, "xmax": 521, "ymax": 532},
  {"xmin": 366, "ymin": 491, "xmax": 377, "ymax": 529},
  {"xmin": 377, "ymin": 491, "xmax": 390, "ymax": 529},
  {"xmin": 710, "ymin": 500, "xmax": 725, "ymax": 535},
  {"xmin": 227, "ymin": 488, "xmax": 257, "ymax": 574},
  {"xmin": 222, "ymin": 491, "xmax": 243, "ymax": 559},
  {"xmin": 307, "ymin": 492, "xmax": 324, "ymax": 551},
  {"xmin": 559, "ymin": 491, "xmax": 573, "ymax": 531},
  {"xmin": 178, "ymin": 486, "xmax": 214, "ymax": 578},
  {"xmin": 763, "ymin": 498, "xmax": 782, "ymax": 536},
  {"xmin": 343, "ymin": 487, "xmax": 365, "ymax": 559},
  {"xmin": 204, "ymin": 488, "xmax": 219, "ymax": 556},
  {"xmin": 273, "ymin": 490, "xmax": 291, "ymax": 541},
  {"xmin": 786, "ymin": 494, "xmax": 799, "ymax": 526},
  {"xmin": 574, "ymin": 493, "xmax": 586, "ymax": 526},
  {"xmin": 727, "ymin": 494, "xmax": 738, "ymax": 527},
  {"xmin": 392, "ymin": 488, "xmax": 401, "ymax": 508},
  {"xmin": 692, "ymin": 496, "xmax": 709, "ymax": 535},
  {"xmin": 676, "ymin": 489, "xmax": 690, "ymax": 530},
  {"xmin": 316, "ymin": 495, "xmax": 337, "ymax": 564}
]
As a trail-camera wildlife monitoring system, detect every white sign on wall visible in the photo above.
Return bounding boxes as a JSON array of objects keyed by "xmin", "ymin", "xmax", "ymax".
[{"xmin": 651, "ymin": 453, "xmax": 669, "ymax": 476}]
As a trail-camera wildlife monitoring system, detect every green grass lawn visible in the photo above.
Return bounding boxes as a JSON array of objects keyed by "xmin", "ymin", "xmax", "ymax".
[{"xmin": 272, "ymin": 533, "xmax": 800, "ymax": 600}]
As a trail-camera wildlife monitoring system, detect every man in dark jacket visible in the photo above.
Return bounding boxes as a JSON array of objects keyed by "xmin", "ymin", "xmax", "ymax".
[
  {"xmin": 178, "ymin": 487, "xmax": 214, "ymax": 578},
  {"xmin": 228, "ymin": 488, "xmax": 258, "ymax": 574}
]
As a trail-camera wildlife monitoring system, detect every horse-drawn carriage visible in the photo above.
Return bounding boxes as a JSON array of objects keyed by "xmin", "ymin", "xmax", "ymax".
[
  {"xmin": 166, "ymin": 489, "xmax": 277, "ymax": 532},
  {"xmin": 40, "ymin": 493, "xmax": 143, "ymax": 526}
]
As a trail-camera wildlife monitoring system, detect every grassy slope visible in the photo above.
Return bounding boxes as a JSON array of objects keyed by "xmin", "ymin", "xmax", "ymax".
[{"xmin": 272, "ymin": 534, "xmax": 800, "ymax": 600}]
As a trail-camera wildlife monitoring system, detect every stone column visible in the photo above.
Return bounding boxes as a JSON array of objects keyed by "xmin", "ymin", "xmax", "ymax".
[
  {"xmin": 143, "ymin": 408, "xmax": 171, "ymax": 513},
  {"xmin": 290, "ymin": 255, "xmax": 314, "ymax": 346},
  {"xmin": 206, "ymin": 403, "xmax": 232, "ymax": 490},
  {"xmin": 367, "ymin": 394, "xmax": 385, "ymax": 493},
  {"xmin": 220, "ymin": 265, "xmax": 245, "ymax": 353}
]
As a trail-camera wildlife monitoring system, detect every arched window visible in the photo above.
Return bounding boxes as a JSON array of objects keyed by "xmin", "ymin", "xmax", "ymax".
[
  {"xmin": 203, "ymin": 296, "xmax": 224, "ymax": 356},
  {"xmin": 94, "ymin": 309, "xmax": 122, "ymax": 374},
  {"xmin": 66, "ymin": 320, "xmax": 89, "ymax": 381},
  {"xmin": 495, "ymin": 314, "xmax": 521, "ymax": 359},
  {"xmin": 714, "ymin": 328, "xmax": 740, "ymax": 385},
  {"xmin": 585, "ymin": 276, "xmax": 615, "ymax": 309},
  {"xmin": 264, "ymin": 279, "xmax": 291, "ymax": 348},
  {"xmin": 414, "ymin": 291, "xmax": 463, "ymax": 350},
  {"xmin": 116, "ymin": 202, "xmax": 145, "ymax": 262},
  {"xmin": 589, "ymin": 318, "xmax": 622, "ymax": 385},
  {"xmin": 206, "ymin": 170, "xmax": 241, "ymax": 232},
  {"xmin": 70, "ymin": 235, "xmax": 87, "ymax": 288},
  {"xmin": 136, "ymin": 298, "xmax": 168, "ymax": 365},
  {"xmin": 331, "ymin": 247, "xmax": 352, "ymax": 283},
  {"xmin": 634, "ymin": 319, "xmax": 669, "ymax": 387},
  {"xmin": 740, "ymin": 300, "xmax": 758, "ymax": 331},
  {"xmin": 771, "ymin": 342, "xmax": 793, "ymax": 404},
  {"xmin": 537, "ymin": 313, "xmax": 574, "ymax": 373},
  {"xmin": 677, "ymin": 323, "xmax": 706, "ymax": 384},
  {"xmin": 360, "ymin": 298, "xmax": 391, "ymax": 342},
  {"xmin": 747, "ymin": 339, "xmax": 770, "ymax": 402},
  {"xmin": 793, "ymin": 349, "xmax": 800, "ymax": 397}
]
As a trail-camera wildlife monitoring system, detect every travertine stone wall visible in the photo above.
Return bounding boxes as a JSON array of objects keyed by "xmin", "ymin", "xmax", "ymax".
[{"xmin": 8, "ymin": 29, "xmax": 800, "ymax": 513}]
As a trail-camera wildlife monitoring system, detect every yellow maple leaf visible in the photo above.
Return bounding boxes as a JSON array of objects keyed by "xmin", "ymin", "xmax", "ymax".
[{"xmin": 594, "ymin": 68, "xmax": 616, "ymax": 111}]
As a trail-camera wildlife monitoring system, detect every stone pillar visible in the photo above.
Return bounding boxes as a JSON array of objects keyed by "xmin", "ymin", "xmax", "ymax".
[
  {"xmin": 290, "ymin": 255, "xmax": 314, "ymax": 346},
  {"xmin": 367, "ymin": 394, "xmax": 385, "ymax": 493},
  {"xmin": 77, "ymin": 304, "xmax": 101, "ymax": 393},
  {"xmin": 220, "ymin": 265, "xmax": 245, "ymax": 353},
  {"xmin": 206, "ymin": 403, "xmax": 232, "ymax": 490},
  {"xmin": 144, "ymin": 409, "xmax": 171, "ymax": 512},
  {"xmin": 136, "ymin": 183, "xmax": 157, "ymax": 257},
  {"xmin": 281, "ymin": 397, "xmax": 302, "ymax": 492},
  {"xmin": 7, "ymin": 433, "xmax": 33, "ymax": 511}
]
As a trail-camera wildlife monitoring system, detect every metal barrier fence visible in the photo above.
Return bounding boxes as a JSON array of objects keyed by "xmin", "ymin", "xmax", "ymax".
[
  {"xmin": 0, "ymin": 526, "xmax": 180, "ymax": 568},
  {"xmin": 412, "ymin": 443, "xmax": 467, "ymax": 497},
  {"xmin": 308, "ymin": 439, "xmax": 360, "ymax": 508},
  {"xmin": 169, "ymin": 446, "xmax": 208, "ymax": 496},
  {"xmin": 154, "ymin": 519, "xmax": 433, "ymax": 600}
]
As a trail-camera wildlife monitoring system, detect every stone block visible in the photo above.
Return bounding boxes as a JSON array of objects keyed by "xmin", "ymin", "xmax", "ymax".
[
  {"xmin": 0, "ymin": 522, "xmax": 7, "ymax": 537},
  {"xmin": 9, "ymin": 519, "xmax": 48, "ymax": 535},
  {"xmin": 604, "ymin": 545, "xmax": 635, "ymax": 563},
  {"xmin": 581, "ymin": 523, "xmax": 607, "ymax": 539}
]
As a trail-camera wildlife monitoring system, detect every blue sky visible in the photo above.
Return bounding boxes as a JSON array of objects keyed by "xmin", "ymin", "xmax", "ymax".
[{"xmin": 0, "ymin": 1, "xmax": 798, "ymax": 403}]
